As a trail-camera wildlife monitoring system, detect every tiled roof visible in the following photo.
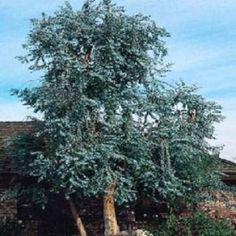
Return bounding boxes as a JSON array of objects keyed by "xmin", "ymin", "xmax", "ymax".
[{"xmin": 221, "ymin": 159, "xmax": 236, "ymax": 182}]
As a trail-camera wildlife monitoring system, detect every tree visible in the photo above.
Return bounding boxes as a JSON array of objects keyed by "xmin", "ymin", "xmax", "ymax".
[
  {"xmin": 9, "ymin": 0, "xmax": 223, "ymax": 235},
  {"xmin": 138, "ymin": 81, "xmax": 224, "ymax": 204}
]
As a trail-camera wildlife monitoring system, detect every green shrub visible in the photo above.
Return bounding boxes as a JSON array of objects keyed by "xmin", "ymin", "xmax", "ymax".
[{"xmin": 150, "ymin": 211, "xmax": 235, "ymax": 236}]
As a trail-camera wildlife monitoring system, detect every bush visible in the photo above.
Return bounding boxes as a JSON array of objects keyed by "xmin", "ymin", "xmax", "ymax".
[
  {"xmin": 150, "ymin": 211, "xmax": 235, "ymax": 236},
  {"xmin": 0, "ymin": 217, "xmax": 22, "ymax": 236}
]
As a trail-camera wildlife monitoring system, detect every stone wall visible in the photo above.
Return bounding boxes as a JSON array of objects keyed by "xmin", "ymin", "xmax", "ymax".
[{"xmin": 0, "ymin": 121, "xmax": 34, "ymax": 173}]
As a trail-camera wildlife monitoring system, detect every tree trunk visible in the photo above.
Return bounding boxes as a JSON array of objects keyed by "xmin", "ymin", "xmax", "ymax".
[
  {"xmin": 104, "ymin": 182, "xmax": 120, "ymax": 236},
  {"xmin": 68, "ymin": 199, "xmax": 87, "ymax": 236}
]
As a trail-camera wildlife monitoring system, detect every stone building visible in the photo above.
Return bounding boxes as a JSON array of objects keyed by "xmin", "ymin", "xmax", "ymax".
[{"xmin": 221, "ymin": 159, "xmax": 236, "ymax": 185}]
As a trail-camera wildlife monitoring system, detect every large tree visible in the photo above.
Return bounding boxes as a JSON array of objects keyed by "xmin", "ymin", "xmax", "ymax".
[{"xmin": 9, "ymin": 0, "xmax": 223, "ymax": 235}]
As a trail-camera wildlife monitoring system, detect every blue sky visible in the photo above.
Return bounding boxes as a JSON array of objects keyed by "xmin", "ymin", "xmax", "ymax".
[{"xmin": 0, "ymin": 0, "xmax": 236, "ymax": 161}]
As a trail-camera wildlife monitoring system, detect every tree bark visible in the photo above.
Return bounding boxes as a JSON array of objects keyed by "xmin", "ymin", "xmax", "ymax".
[
  {"xmin": 68, "ymin": 199, "xmax": 87, "ymax": 236},
  {"xmin": 104, "ymin": 182, "xmax": 120, "ymax": 236}
]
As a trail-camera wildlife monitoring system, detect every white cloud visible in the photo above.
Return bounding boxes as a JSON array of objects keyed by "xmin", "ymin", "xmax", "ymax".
[
  {"xmin": 214, "ymin": 119, "xmax": 236, "ymax": 162},
  {"xmin": 167, "ymin": 44, "xmax": 223, "ymax": 73},
  {"xmin": 210, "ymin": 99, "xmax": 236, "ymax": 162},
  {"xmin": 0, "ymin": 102, "xmax": 37, "ymax": 121}
]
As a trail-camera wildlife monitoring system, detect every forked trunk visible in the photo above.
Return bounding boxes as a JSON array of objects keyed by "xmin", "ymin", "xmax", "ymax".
[
  {"xmin": 104, "ymin": 182, "xmax": 120, "ymax": 236},
  {"xmin": 68, "ymin": 199, "xmax": 87, "ymax": 236}
]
